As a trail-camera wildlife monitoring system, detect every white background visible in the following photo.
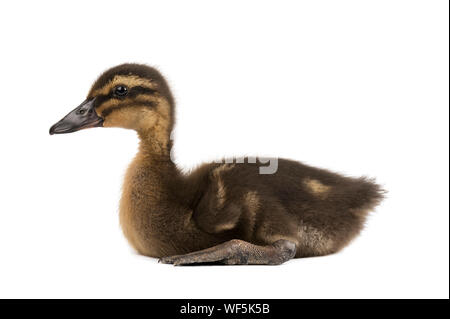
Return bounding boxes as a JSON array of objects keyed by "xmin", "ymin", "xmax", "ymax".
[{"xmin": 0, "ymin": 1, "xmax": 448, "ymax": 299}]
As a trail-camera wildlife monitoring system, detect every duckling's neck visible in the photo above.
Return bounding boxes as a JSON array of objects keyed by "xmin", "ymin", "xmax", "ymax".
[
  {"xmin": 137, "ymin": 128, "xmax": 172, "ymax": 160},
  {"xmin": 135, "ymin": 128, "xmax": 180, "ymax": 197},
  {"xmin": 135, "ymin": 126, "xmax": 179, "ymax": 192},
  {"xmin": 129, "ymin": 102, "xmax": 180, "ymax": 202},
  {"xmin": 120, "ymin": 126, "xmax": 184, "ymax": 255}
]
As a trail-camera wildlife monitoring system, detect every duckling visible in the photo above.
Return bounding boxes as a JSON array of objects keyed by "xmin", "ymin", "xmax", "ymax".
[{"xmin": 49, "ymin": 63, "xmax": 384, "ymax": 265}]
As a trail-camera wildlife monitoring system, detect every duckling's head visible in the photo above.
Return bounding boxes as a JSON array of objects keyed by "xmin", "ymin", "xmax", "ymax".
[{"xmin": 49, "ymin": 64, "xmax": 174, "ymax": 137}]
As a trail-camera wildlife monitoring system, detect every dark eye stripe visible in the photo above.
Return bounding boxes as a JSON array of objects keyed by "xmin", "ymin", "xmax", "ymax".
[
  {"xmin": 100, "ymin": 101, "xmax": 156, "ymax": 117},
  {"xmin": 94, "ymin": 85, "xmax": 157, "ymax": 114},
  {"xmin": 94, "ymin": 94, "xmax": 110, "ymax": 107},
  {"xmin": 95, "ymin": 86, "xmax": 156, "ymax": 102},
  {"xmin": 128, "ymin": 86, "xmax": 157, "ymax": 97}
]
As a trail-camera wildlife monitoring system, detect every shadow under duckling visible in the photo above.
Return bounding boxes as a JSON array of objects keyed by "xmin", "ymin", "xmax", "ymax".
[{"xmin": 50, "ymin": 63, "xmax": 385, "ymax": 265}]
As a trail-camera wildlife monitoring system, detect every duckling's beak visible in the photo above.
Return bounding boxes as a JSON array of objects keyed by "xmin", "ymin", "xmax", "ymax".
[{"xmin": 49, "ymin": 98, "xmax": 103, "ymax": 135}]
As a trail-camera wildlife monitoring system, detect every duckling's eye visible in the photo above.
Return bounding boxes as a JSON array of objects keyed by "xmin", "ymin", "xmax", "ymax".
[{"xmin": 113, "ymin": 85, "xmax": 128, "ymax": 97}]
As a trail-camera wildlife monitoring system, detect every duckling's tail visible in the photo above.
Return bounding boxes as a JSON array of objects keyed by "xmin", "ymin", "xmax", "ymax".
[{"xmin": 336, "ymin": 177, "xmax": 386, "ymax": 217}]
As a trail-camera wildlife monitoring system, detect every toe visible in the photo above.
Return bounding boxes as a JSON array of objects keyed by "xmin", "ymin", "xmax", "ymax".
[
  {"xmin": 172, "ymin": 256, "xmax": 196, "ymax": 266},
  {"xmin": 159, "ymin": 255, "xmax": 179, "ymax": 264}
]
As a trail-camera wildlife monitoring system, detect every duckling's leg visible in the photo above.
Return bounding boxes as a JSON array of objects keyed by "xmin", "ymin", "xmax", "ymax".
[{"xmin": 159, "ymin": 239, "xmax": 296, "ymax": 266}]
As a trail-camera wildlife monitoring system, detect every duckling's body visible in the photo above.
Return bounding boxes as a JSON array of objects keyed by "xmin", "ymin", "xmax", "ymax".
[{"xmin": 50, "ymin": 63, "xmax": 384, "ymax": 265}]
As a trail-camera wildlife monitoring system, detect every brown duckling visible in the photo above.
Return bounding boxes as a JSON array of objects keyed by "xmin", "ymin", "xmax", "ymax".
[{"xmin": 49, "ymin": 63, "xmax": 384, "ymax": 265}]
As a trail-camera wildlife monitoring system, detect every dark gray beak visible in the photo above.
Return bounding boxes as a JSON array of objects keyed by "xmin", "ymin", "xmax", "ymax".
[{"xmin": 49, "ymin": 98, "xmax": 103, "ymax": 135}]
